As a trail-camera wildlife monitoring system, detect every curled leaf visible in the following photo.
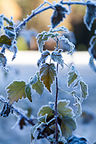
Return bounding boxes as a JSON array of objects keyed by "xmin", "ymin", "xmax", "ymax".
[
  {"xmin": 68, "ymin": 67, "xmax": 78, "ymax": 87},
  {"xmin": 51, "ymin": 51, "xmax": 64, "ymax": 67},
  {"xmin": 84, "ymin": 1, "xmax": 96, "ymax": 30},
  {"xmin": 37, "ymin": 50, "xmax": 50, "ymax": 66},
  {"xmin": 51, "ymin": 4, "xmax": 68, "ymax": 28},
  {"xmin": 25, "ymin": 84, "xmax": 32, "ymax": 102},
  {"xmin": 0, "ymin": 35, "xmax": 11, "ymax": 47},
  {"xmin": 80, "ymin": 81, "xmax": 88, "ymax": 99},
  {"xmin": 0, "ymin": 53, "xmax": 7, "ymax": 67}
]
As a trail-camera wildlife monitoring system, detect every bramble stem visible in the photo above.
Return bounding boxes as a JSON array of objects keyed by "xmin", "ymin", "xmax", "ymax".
[
  {"xmin": 55, "ymin": 39, "xmax": 59, "ymax": 144},
  {"xmin": 60, "ymin": 1, "xmax": 95, "ymax": 6},
  {"xmin": 55, "ymin": 64, "xmax": 59, "ymax": 144},
  {"xmin": 15, "ymin": 1, "xmax": 95, "ymax": 33},
  {"xmin": 0, "ymin": 97, "xmax": 37, "ymax": 126},
  {"xmin": 16, "ymin": 5, "xmax": 53, "ymax": 32}
]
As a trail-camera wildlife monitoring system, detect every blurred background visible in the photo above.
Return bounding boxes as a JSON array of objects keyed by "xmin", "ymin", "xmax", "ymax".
[{"xmin": 0, "ymin": 0, "xmax": 96, "ymax": 51}]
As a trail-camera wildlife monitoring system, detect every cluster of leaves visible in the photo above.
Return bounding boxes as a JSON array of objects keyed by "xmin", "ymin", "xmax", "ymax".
[
  {"xmin": 67, "ymin": 66, "xmax": 88, "ymax": 117},
  {"xmin": 32, "ymin": 100, "xmax": 76, "ymax": 143},
  {"xmin": 0, "ymin": 15, "xmax": 18, "ymax": 67}
]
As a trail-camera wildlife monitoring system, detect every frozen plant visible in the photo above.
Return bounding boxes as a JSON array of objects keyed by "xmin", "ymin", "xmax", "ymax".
[{"xmin": 0, "ymin": 0, "xmax": 96, "ymax": 143}]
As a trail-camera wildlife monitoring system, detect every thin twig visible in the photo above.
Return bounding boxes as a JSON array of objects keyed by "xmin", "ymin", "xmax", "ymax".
[
  {"xmin": 0, "ymin": 97, "xmax": 37, "ymax": 126},
  {"xmin": 16, "ymin": 5, "xmax": 53, "ymax": 32},
  {"xmin": 60, "ymin": 1, "xmax": 95, "ymax": 6}
]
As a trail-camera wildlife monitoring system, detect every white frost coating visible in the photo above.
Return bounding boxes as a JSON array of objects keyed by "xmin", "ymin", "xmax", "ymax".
[
  {"xmin": 59, "ymin": 36, "xmax": 75, "ymax": 54},
  {"xmin": 30, "ymin": 73, "xmax": 38, "ymax": 85},
  {"xmin": 84, "ymin": 1, "xmax": 96, "ymax": 31}
]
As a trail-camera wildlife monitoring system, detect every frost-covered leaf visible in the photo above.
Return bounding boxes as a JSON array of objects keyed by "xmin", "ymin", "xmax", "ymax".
[
  {"xmin": 89, "ymin": 36, "xmax": 96, "ymax": 59},
  {"xmin": 10, "ymin": 41, "xmax": 18, "ymax": 60},
  {"xmin": 51, "ymin": 51, "xmax": 64, "ymax": 67},
  {"xmin": 68, "ymin": 67, "xmax": 78, "ymax": 87},
  {"xmin": 38, "ymin": 105, "xmax": 54, "ymax": 118},
  {"xmin": 89, "ymin": 56, "xmax": 96, "ymax": 72},
  {"xmin": 59, "ymin": 36, "xmax": 75, "ymax": 54},
  {"xmin": 0, "ymin": 15, "xmax": 4, "ymax": 28},
  {"xmin": 7, "ymin": 81, "xmax": 26, "ymax": 104},
  {"xmin": 25, "ymin": 84, "xmax": 32, "ymax": 102},
  {"xmin": 32, "ymin": 72, "xmax": 44, "ymax": 95},
  {"xmin": 80, "ymin": 81, "xmax": 88, "ymax": 99},
  {"xmin": 57, "ymin": 100, "xmax": 74, "ymax": 118},
  {"xmin": 37, "ymin": 31, "xmax": 59, "ymax": 52},
  {"xmin": 50, "ymin": 26, "xmax": 68, "ymax": 33},
  {"xmin": 51, "ymin": 4, "xmax": 68, "ymax": 28},
  {"xmin": 57, "ymin": 100, "xmax": 76, "ymax": 138},
  {"xmin": 84, "ymin": 1, "xmax": 96, "ymax": 31},
  {"xmin": 60, "ymin": 117, "xmax": 76, "ymax": 138},
  {"xmin": 0, "ymin": 53, "xmax": 7, "ymax": 67},
  {"xmin": 0, "ymin": 35, "xmax": 11, "ymax": 47},
  {"xmin": 67, "ymin": 136, "xmax": 87, "ymax": 144},
  {"xmin": 35, "ymin": 122, "xmax": 54, "ymax": 139},
  {"xmin": 37, "ymin": 50, "xmax": 50, "ymax": 66},
  {"xmin": 40, "ymin": 63, "xmax": 56, "ymax": 92},
  {"xmin": 68, "ymin": 72, "xmax": 78, "ymax": 87},
  {"xmin": 4, "ymin": 26, "xmax": 16, "ymax": 39}
]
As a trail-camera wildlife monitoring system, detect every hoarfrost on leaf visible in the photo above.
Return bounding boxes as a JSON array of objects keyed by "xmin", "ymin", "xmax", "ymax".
[
  {"xmin": 51, "ymin": 4, "xmax": 68, "ymax": 28},
  {"xmin": 31, "ymin": 72, "xmax": 44, "ymax": 95},
  {"xmin": 80, "ymin": 80, "xmax": 88, "ymax": 99},
  {"xmin": 84, "ymin": 1, "xmax": 96, "ymax": 30},
  {"xmin": 40, "ymin": 63, "xmax": 56, "ymax": 92},
  {"xmin": 37, "ymin": 50, "xmax": 50, "ymax": 66},
  {"xmin": 51, "ymin": 50, "xmax": 64, "ymax": 67}
]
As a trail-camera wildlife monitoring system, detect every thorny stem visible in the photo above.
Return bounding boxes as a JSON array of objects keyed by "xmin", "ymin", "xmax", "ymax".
[
  {"xmin": 16, "ymin": 5, "xmax": 53, "ymax": 32},
  {"xmin": 55, "ymin": 39, "xmax": 59, "ymax": 144},
  {"xmin": 15, "ymin": 1, "xmax": 95, "ymax": 33},
  {"xmin": 0, "ymin": 97, "xmax": 37, "ymax": 126}
]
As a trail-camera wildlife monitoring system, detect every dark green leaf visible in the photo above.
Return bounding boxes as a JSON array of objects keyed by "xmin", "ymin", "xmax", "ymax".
[
  {"xmin": 61, "ymin": 117, "xmax": 76, "ymax": 138},
  {"xmin": 0, "ymin": 35, "xmax": 11, "ymax": 46}
]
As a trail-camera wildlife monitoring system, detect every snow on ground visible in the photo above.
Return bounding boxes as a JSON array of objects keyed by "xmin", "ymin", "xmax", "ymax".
[{"xmin": 0, "ymin": 51, "xmax": 96, "ymax": 144}]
